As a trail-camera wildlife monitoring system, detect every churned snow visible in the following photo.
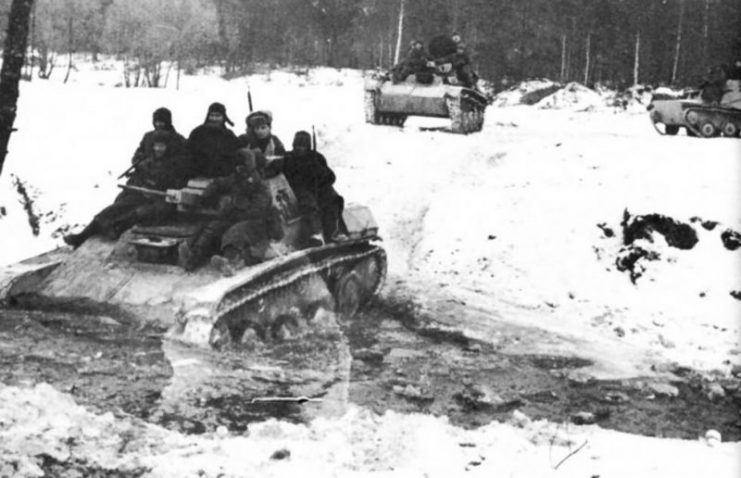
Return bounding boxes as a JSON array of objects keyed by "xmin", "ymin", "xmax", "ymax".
[{"xmin": 0, "ymin": 61, "xmax": 739, "ymax": 476}]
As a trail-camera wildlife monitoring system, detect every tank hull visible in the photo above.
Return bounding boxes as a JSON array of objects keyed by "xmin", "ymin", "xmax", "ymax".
[
  {"xmin": 1, "ymin": 175, "xmax": 387, "ymax": 350},
  {"xmin": 364, "ymin": 74, "xmax": 488, "ymax": 134}
]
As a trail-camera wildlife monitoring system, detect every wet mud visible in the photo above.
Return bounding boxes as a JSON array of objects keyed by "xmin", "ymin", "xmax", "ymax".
[{"xmin": 1, "ymin": 299, "xmax": 739, "ymax": 441}]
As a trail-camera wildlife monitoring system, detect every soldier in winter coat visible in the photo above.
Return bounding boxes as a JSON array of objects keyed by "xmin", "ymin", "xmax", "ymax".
[
  {"xmin": 186, "ymin": 102, "xmax": 240, "ymax": 178},
  {"xmin": 392, "ymin": 40, "xmax": 433, "ymax": 83},
  {"xmin": 237, "ymin": 110, "xmax": 286, "ymax": 172},
  {"xmin": 450, "ymin": 43, "xmax": 477, "ymax": 88},
  {"xmin": 179, "ymin": 149, "xmax": 283, "ymax": 272},
  {"xmin": 266, "ymin": 131, "xmax": 345, "ymax": 242},
  {"xmin": 131, "ymin": 107, "xmax": 187, "ymax": 166},
  {"xmin": 63, "ymin": 130, "xmax": 190, "ymax": 249}
]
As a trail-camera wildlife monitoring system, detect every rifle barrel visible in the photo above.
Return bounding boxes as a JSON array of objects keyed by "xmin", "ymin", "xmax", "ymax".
[{"xmin": 118, "ymin": 184, "xmax": 167, "ymax": 196}]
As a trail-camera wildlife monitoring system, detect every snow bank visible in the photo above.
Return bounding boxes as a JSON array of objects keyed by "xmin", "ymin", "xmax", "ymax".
[
  {"xmin": 1, "ymin": 383, "xmax": 739, "ymax": 478},
  {"xmin": 491, "ymin": 79, "xmax": 560, "ymax": 107},
  {"xmin": 535, "ymin": 82, "xmax": 605, "ymax": 110}
]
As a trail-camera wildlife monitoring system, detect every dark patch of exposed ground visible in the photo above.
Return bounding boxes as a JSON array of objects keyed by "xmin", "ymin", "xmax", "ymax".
[{"xmin": 0, "ymin": 298, "xmax": 739, "ymax": 443}]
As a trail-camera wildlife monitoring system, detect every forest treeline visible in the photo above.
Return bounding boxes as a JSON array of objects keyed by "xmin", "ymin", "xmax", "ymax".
[{"xmin": 1, "ymin": 0, "xmax": 739, "ymax": 89}]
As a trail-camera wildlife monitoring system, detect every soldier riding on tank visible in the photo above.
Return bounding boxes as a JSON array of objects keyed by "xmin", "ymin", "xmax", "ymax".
[
  {"xmin": 63, "ymin": 130, "xmax": 190, "ymax": 248},
  {"xmin": 178, "ymin": 148, "xmax": 283, "ymax": 273}
]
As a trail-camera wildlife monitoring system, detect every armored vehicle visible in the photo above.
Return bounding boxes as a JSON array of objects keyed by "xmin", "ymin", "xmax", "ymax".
[
  {"xmin": 364, "ymin": 64, "xmax": 488, "ymax": 134},
  {"xmin": 648, "ymin": 79, "xmax": 741, "ymax": 137},
  {"xmin": 0, "ymin": 173, "xmax": 386, "ymax": 350}
]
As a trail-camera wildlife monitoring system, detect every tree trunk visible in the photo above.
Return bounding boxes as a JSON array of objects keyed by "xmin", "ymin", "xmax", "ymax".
[
  {"xmin": 702, "ymin": 0, "xmax": 710, "ymax": 71},
  {"xmin": 63, "ymin": 14, "xmax": 73, "ymax": 83},
  {"xmin": 393, "ymin": 0, "xmax": 404, "ymax": 65},
  {"xmin": 671, "ymin": 0, "xmax": 684, "ymax": 85},
  {"xmin": 0, "ymin": 0, "xmax": 34, "ymax": 177},
  {"xmin": 560, "ymin": 33, "xmax": 567, "ymax": 83},
  {"xmin": 64, "ymin": 51, "xmax": 72, "ymax": 83},
  {"xmin": 583, "ymin": 32, "xmax": 591, "ymax": 85},
  {"xmin": 633, "ymin": 30, "xmax": 640, "ymax": 86},
  {"xmin": 24, "ymin": 0, "xmax": 35, "ymax": 80}
]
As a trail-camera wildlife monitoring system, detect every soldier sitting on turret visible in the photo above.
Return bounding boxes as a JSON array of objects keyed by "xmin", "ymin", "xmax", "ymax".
[
  {"xmin": 265, "ymin": 131, "xmax": 346, "ymax": 243},
  {"xmin": 449, "ymin": 43, "xmax": 477, "ymax": 88},
  {"xmin": 237, "ymin": 111, "xmax": 286, "ymax": 167},
  {"xmin": 186, "ymin": 102, "xmax": 240, "ymax": 178},
  {"xmin": 179, "ymin": 149, "xmax": 284, "ymax": 273},
  {"xmin": 700, "ymin": 65, "xmax": 729, "ymax": 104},
  {"xmin": 392, "ymin": 40, "xmax": 434, "ymax": 84},
  {"xmin": 63, "ymin": 130, "xmax": 190, "ymax": 249}
]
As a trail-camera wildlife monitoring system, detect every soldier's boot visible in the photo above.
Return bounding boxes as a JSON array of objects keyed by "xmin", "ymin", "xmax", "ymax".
[
  {"xmin": 63, "ymin": 221, "xmax": 101, "ymax": 249},
  {"xmin": 321, "ymin": 202, "xmax": 347, "ymax": 243}
]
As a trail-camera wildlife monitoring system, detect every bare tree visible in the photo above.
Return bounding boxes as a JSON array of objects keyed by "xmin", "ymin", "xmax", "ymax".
[
  {"xmin": 583, "ymin": 32, "xmax": 591, "ymax": 85},
  {"xmin": 633, "ymin": 30, "xmax": 640, "ymax": 86},
  {"xmin": 0, "ymin": 0, "xmax": 34, "ymax": 177},
  {"xmin": 560, "ymin": 33, "xmax": 567, "ymax": 83},
  {"xmin": 393, "ymin": 0, "xmax": 404, "ymax": 65},
  {"xmin": 671, "ymin": 0, "xmax": 684, "ymax": 85}
]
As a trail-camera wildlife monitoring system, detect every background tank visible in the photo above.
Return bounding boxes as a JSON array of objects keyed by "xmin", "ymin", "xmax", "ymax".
[
  {"xmin": 648, "ymin": 79, "xmax": 741, "ymax": 137},
  {"xmin": 0, "ymin": 173, "xmax": 386, "ymax": 350},
  {"xmin": 364, "ymin": 67, "xmax": 488, "ymax": 134}
]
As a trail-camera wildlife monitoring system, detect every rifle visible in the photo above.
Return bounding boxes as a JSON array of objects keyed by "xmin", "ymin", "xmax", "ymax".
[
  {"xmin": 118, "ymin": 184, "xmax": 168, "ymax": 197},
  {"xmin": 247, "ymin": 84, "xmax": 253, "ymax": 113},
  {"xmin": 118, "ymin": 156, "xmax": 149, "ymax": 180}
]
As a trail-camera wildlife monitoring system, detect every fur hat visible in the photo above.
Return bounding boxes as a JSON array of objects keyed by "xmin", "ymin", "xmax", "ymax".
[
  {"xmin": 292, "ymin": 130, "xmax": 312, "ymax": 150},
  {"xmin": 246, "ymin": 110, "xmax": 272, "ymax": 128},
  {"xmin": 152, "ymin": 107, "xmax": 172, "ymax": 127},
  {"xmin": 206, "ymin": 102, "xmax": 234, "ymax": 126}
]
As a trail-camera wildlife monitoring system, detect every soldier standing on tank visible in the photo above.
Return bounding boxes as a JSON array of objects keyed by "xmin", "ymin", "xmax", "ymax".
[
  {"xmin": 179, "ymin": 149, "xmax": 283, "ymax": 272},
  {"xmin": 63, "ymin": 130, "xmax": 190, "ymax": 249},
  {"xmin": 265, "ymin": 131, "xmax": 345, "ymax": 243},
  {"xmin": 130, "ymin": 107, "xmax": 187, "ymax": 167},
  {"xmin": 186, "ymin": 102, "xmax": 240, "ymax": 178}
]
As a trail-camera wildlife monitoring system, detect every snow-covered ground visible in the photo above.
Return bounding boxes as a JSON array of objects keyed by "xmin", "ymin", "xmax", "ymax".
[{"xmin": 0, "ymin": 62, "xmax": 739, "ymax": 476}]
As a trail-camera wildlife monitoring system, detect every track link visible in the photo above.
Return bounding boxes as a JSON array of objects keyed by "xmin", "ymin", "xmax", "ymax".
[
  {"xmin": 683, "ymin": 105, "xmax": 741, "ymax": 138},
  {"xmin": 179, "ymin": 242, "xmax": 387, "ymax": 349}
]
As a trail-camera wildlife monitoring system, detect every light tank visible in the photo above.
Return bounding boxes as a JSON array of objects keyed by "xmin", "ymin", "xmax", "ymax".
[
  {"xmin": 648, "ymin": 79, "xmax": 741, "ymax": 137},
  {"xmin": 0, "ymin": 173, "xmax": 386, "ymax": 351},
  {"xmin": 364, "ymin": 64, "xmax": 488, "ymax": 134}
]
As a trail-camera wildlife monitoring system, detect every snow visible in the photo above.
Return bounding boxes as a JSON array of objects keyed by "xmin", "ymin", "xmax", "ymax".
[
  {"xmin": 490, "ymin": 79, "xmax": 559, "ymax": 107},
  {"xmin": 1, "ymin": 383, "xmax": 739, "ymax": 478},
  {"xmin": 0, "ymin": 61, "xmax": 740, "ymax": 475}
]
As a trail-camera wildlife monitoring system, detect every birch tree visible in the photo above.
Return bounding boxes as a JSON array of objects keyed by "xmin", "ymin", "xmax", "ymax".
[{"xmin": 0, "ymin": 0, "xmax": 34, "ymax": 176}]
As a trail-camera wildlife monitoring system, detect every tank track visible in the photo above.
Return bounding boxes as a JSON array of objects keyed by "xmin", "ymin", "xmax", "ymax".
[
  {"xmin": 683, "ymin": 105, "xmax": 741, "ymax": 138},
  {"xmin": 177, "ymin": 241, "xmax": 386, "ymax": 349},
  {"xmin": 446, "ymin": 91, "xmax": 487, "ymax": 134},
  {"xmin": 364, "ymin": 89, "xmax": 407, "ymax": 126}
]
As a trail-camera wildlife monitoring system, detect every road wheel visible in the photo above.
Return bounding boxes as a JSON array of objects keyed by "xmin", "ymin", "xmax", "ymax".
[
  {"xmin": 665, "ymin": 124, "xmax": 680, "ymax": 135},
  {"xmin": 685, "ymin": 110, "xmax": 700, "ymax": 125},
  {"xmin": 722, "ymin": 121, "xmax": 739, "ymax": 137},
  {"xmin": 700, "ymin": 121, "xmax": 718, "ymax": 138},
  {"xmin": 209, "ymin": 319, "xmax": 234, "ymax": 350},
  {"xmin": 334, "ymin": 272, "xmax": 362, "ymax": 319}
]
